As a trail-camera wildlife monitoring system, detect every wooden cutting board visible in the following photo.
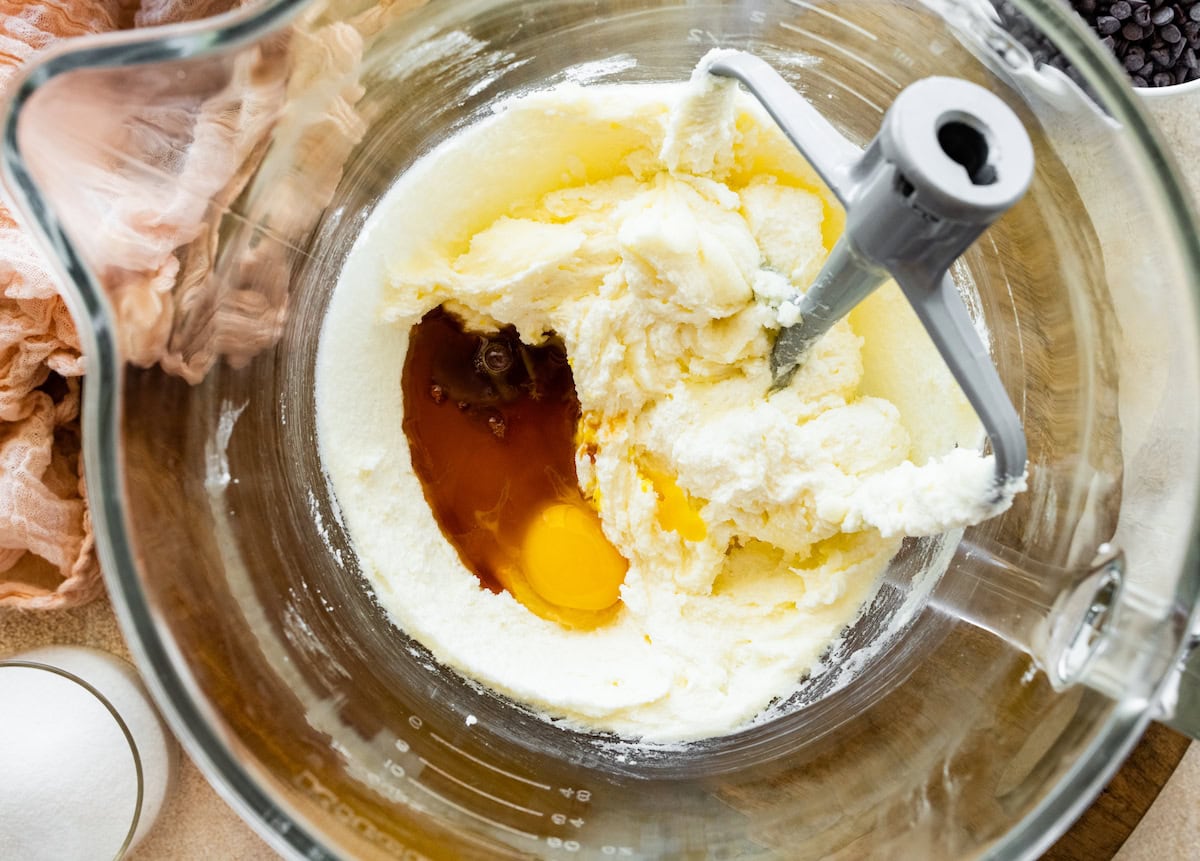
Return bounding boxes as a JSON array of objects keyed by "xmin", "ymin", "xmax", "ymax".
[{"xmin": 1044, "ymin": 723, "xmax": 1191, "ymax": 859}]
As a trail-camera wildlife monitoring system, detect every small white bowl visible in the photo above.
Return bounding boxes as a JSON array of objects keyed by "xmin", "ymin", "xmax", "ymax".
[{"xmin": 1135, "ymin": 75, "xmax": 1200, "ymax": 101}]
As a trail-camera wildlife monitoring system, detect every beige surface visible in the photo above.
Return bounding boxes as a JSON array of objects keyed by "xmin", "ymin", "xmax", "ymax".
[
  {"xmin": 0, "ymin": 599, "xmax": 277, "ymax": 859},
  {"xmin": 1140, "ymin": 86, "xmax": 1200, "ymax": 201}
]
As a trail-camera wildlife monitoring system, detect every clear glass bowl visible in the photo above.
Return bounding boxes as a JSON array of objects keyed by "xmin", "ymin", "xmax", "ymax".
[{"xmin": 5, "ymin": 0, "xmax": 1200, "ymax": 858}]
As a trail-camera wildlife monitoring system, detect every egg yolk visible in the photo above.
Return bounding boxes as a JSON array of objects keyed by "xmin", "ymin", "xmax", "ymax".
[
  {"xmin": 520, "ymin": 502, "xmax": 628, "ymax": 610},
  {"xmin": 644, "ymin": 466, "xmax": 707, "ymax": 542}
]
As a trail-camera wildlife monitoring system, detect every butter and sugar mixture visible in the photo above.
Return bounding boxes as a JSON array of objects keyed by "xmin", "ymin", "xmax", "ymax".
[{"xmin": 316, "ymin": 60, "xmax": 1009, "ymax": 741}]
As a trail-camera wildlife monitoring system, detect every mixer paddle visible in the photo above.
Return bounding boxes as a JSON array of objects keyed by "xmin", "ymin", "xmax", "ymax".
[{"xmin": 705, "ymin": 51, "xmax": 1033, "ymax": 489}]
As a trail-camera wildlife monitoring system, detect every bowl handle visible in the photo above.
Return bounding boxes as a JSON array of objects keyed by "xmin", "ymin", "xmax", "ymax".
[{"xmin": 1157, "ymin": 632, "xmax": 1200, "ymax": 739}]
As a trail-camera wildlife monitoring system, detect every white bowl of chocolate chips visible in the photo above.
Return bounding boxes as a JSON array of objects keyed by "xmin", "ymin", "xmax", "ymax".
[{"xmin": 998, "ymin": 0, "xmax": 1200, "ymax": 92}]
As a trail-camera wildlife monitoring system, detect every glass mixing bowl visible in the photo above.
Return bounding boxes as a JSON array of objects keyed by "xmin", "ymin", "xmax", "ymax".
[{"xmin": 5, "ymin": 0, "xmax": 1200, "ymax": 858}]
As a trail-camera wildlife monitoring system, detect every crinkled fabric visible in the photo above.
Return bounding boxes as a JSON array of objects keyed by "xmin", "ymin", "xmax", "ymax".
[
  {"xmin": 38, "ymin": 39, "xmax": 290, "ymax": 381},
  {"xmin": 2, "ymin": 0, "xmax": 372, "ymax": 609},
  {"xmin": 0, "ymin": 0, "xmax": 253, "ymax": 610},
  {"xmin": 134, "ymin": 0, "xmax": 233, "ymax": 28},
  {"xmin": 0, "ymin": 381, "xmax": 98, "ymax": 609}
]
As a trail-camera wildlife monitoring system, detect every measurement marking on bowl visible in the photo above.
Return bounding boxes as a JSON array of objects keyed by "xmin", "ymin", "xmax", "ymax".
[
  {"xmin": 408, "ymin": 778, "xmax": 539, "ymax": 841},
  {"xmin": 550, "ymin": 813, "xmax": 587, "ymax": 829},
  {"xmin": 778, "ymin": 21, "xmax": 901, "ymax": 88},
  {"xmin": 784, "ymin": 0, "xmax": 879, "ymax": 41},
  {"xmin": 418, "ymin": 757, "xmax": 545, "ymax": 817},
  {"xmin": 294, "ymin": 769, "xmax": 431, "ymax": 859},
  {"xmin": 429, "ymin": 732, "xmax": 553, "ymax": 791},
  {"xmin": 773, "ymin": 35, "xmax": 887, "ymax": 114}
]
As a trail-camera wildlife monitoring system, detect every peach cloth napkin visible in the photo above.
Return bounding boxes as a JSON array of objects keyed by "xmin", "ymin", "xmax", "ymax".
[
  {"xmin": 0, "ymin": 0, "xmax": 371, "ymax": 609},
  {"xmin": 0, "ymin": 0, "xmax": 243, "ymax": 609}
]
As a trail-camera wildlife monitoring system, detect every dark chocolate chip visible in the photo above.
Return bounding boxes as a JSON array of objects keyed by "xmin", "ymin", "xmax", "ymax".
[
  {"xmin": 1123, "ymin": 21, "xmax": 1147, "ymax": 37},
  {"xmin": 1131, "ymin": 73, "xmax": 1150, "ymax": 86},
  {"xmin": 1153, "ymin": 5, "xmax": 1176, "ymax": 22},
  {"xmin": 1112, "ymin": 0, "xmax": 1134, "ymax": 18},
  {"xmin": 1135, "ymin": 4, "xmax": 1153, "ymax": 24},
  {"xmin": 1097, "ymin": 14, "xmax": 1122, "ymax": 32},
  {"xmin": 1191, "ymin": 3, "xmax": 1200, "ymax": 21},
  {"xmin": 1163, "ymin": 22, "xmax": 1184, "ymax": 39},
  {"xmin": 1154, "ymin": 70, "xmax": 1175, "ymax": 83}
]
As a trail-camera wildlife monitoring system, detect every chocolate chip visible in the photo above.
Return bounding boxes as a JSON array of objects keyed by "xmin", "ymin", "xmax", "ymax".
[
  {"xmin": 1112, "ymin": 0, "xmax": 1134, "ymax": 18},
  {"xmin": 1191, "ymin": 3, "xmax": 1200, "ymax": 21},
  {"xmin": 1123, "ymin": 21, "xmax": 1147, "ymax": 38},
  {"xmin": 1135, "ymin": 4, "xmax": 1153, "ymax": 24},
  {"xmin": 1153, "ymin": 5, "xmax": 1176, "ymax": 23},
  {"xmin": 1125, "ymin": 46, "xmax": 1148, "ymax": 69},
  {"xmin": 1163, "ymin": 22, "xmax": 1184, "ymax": 40},
  {"xmin": 1131, "ymin": 73, "xmax": 1150, "ymax": 86},
  {"xmin": 1154, "ymin": 70, "xmax": 1176, "ymax": 83}
]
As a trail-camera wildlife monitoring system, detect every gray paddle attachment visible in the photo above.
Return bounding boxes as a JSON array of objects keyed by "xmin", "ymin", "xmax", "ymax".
[{"xmin": 706, "ymin": 51, "xmax": 1033, "ymax": 489}]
